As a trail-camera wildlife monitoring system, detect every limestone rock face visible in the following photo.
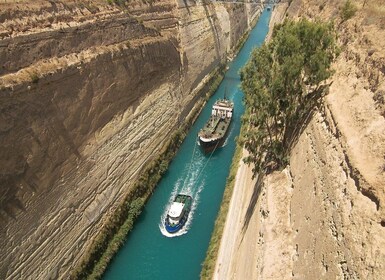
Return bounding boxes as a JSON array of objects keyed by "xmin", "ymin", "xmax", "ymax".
[
  {"xmin": 0, "ymin": 0, "xmax": 262, "ymax": 278},
  {"xmin": 258, "ymin": 0, "xmax": 385, "ymax": 279}
]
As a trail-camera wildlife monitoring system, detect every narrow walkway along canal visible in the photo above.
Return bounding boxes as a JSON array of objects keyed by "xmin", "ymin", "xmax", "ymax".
[{"xmin": 103, "ymin": 8, "xmax": 271, "ymax": 280}]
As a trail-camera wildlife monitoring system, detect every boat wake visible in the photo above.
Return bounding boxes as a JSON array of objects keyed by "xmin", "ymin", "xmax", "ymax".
[
  {"xmin": 159, "ymin": 160, "xmax": 205, "ymax": 238},
  {"xmin": 222, "ymin": 122, "xmax": 235, "ymax": 148}
]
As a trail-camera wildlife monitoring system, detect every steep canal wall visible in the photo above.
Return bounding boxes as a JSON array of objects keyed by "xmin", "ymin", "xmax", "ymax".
[
  {"xmin": 213, "ymin": 0, "xmax": 385, "ymax": 279},
  {"xmin": 0, "ymin": 0, "xmax": 262, "ymax": 278},
  {"xmin": 261, "ymin": 0, "xmax": 385, "ymax": 278},
  {"xmin": 104, "ymin": 8, "xmax": 271, "ymax": 280}
]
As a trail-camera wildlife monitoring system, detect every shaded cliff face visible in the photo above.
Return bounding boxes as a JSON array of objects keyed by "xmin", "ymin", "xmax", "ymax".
[
  {"xmin": 0, "ymin": 0, "xmax": 261, "ymax": 278},
  {"xmin": 0, "ymin": 0, "xmax": 179, "ymax": 218},
  {"xmin": 257, "ymin": 0, "xmax": 385, "ymax": 279}
]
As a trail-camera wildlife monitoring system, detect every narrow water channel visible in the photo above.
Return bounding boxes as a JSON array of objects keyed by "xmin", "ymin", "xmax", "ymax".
[{"xmin": 103, "ymin": 8, "xmax": 271, "ymax": 280}]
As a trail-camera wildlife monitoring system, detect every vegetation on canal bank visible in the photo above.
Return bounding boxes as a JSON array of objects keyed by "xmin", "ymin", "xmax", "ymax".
[
  {"xmin": 71, "ymin": 66, "xmax": 225, "ymax": 280},
  {"xmin": 228, "ymin": 8, "xmax": 262, "ymax": 60},
  {"xmin": 241, "ymin": 19, "xmax": 339, "ymax": 175},
  {"xmin": 201, "ymin": 18, "xmax": 339, "ymax": 279},
  {"xmin": 72, "ymin": 7, "xmax": 260, "ymax": 278},
  {"xmin": 200, "ymin": 11, "xmax": 263, "ymax": 280},
  {"xmin": 200, "ymin": 130, "xmax": 245, "ymax": 280}
]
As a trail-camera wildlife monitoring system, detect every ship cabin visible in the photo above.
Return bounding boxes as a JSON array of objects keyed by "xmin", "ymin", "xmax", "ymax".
[
  {"xmin": 168, "ymin": 202, "xmax": 185, "ymax": 225},
  {"xmin": 211, "ymin": 100, "xmax": 233, "ymax": 119}
]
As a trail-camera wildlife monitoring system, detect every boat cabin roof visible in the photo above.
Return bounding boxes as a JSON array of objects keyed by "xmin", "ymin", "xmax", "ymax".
[
  {"xmin": 214, "ymin": 99, "xmax": 233, "ymax": 108},
  {"xmin": 213, "ymin": 105, "xmax": 233, "ymax": 111},
  {"xmin": 169, "ymin": 202, "xmax": 184, "ymax": 218}
]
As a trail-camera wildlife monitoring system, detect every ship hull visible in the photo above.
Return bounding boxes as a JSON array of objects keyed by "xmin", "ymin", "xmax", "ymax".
[
  {"xmin": 198, "ymin": 135, "xmax": 226, "ymax": 153},
  {"xmin": 198, "ymin": 98, "xmax": 234, "ymax": 154},
  {"xmin": 198, "ymin": 119, "xmax": 231, "ymax": 153},
  {"xmin": 165, "ymin": 215, "xmax": 187, "ymax": 233}
]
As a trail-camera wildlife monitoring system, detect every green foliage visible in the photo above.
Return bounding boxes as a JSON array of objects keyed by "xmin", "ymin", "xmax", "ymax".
[
  {"xmin": 71, "ymin": 132, "xmax": 185, "ymax": 279},
  {"xmin": 29, "ymin": 72, "xmax": 39, "ymax": 83},
  {"xmin": 240, "ymin": 19, "xmax": 338, "ymax": 175},
  {"xmin": 106, "ymin": 0, "xmax": 126, "ymax": 5},
  {"xmin": 200, "ymin": 19, "xmax": 266, "ymax": 279},
  {"xmin": 71, "ymin": 63, "xmax": 225, "ymax": 280},
  {"xmin": 200, "ymin": 133, "xmax": 244, "ymax": 280},
  {"xmin": 341, "ymin": 0, "xmax": 357, "ymax": 21},
  {"xmin": 207, "ymin": 73, "xmax": 225, "ymax": 100}
]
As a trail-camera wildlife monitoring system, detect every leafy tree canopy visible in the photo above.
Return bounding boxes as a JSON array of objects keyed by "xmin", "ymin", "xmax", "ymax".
[{"xmin": 240, "ymin": 19, "xmax": 339, "ymax": 175}]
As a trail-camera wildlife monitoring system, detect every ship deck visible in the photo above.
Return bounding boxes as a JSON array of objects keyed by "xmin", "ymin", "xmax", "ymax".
[{"xmin": 200, "ymin": 116, "xmax": 231, "ymax": 138}]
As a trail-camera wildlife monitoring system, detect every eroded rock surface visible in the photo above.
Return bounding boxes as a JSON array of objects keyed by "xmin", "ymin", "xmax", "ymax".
[
  {"xmin": 215, "ymin": 1, "xmax": 385, "ymax": 279},
  {"xmin": 258, "ymin": 0, "xmax": 385, "ymax": 278},
  {"xmin": 0, "ymin": 0, "xmax": 262, "ymax": 278}
]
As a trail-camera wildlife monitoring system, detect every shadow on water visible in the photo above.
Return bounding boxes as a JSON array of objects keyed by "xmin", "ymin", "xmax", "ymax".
[
  {"xmin": 225, "ymin": 76, "xmax": 240, "ymax": 82},
  {"xmin": 136, "ymin": 207, "xmax": 148, "ymax": 225}
]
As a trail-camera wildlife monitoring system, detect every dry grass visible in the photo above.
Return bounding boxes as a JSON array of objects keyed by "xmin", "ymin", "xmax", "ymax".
[{"xmin": 359, "ymin": 0, "xmax": 385, "ymax": 27}]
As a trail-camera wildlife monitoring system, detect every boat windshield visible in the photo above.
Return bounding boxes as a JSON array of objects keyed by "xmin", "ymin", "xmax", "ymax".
[{"xmin": 169, "ymin": 216, "xmax": 180, "ymax": 225}]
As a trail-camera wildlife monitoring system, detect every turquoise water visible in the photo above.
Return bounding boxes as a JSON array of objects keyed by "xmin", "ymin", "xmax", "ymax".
[{"xmin": 103, "ymin": 9, "xmax": 271, "ymax": 280}]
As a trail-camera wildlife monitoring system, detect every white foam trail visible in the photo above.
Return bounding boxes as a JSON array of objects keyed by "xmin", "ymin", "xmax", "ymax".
[
  {"xmin": 159, "ymin": 143, "xmax": 209, "ymax": 237},
  {"xmin": 159, "ymin": 165, "xmax": 206, "ymax": 238},
  {"xmin": 222, "ymin": 124, "xmax": 235, "ymax": 148}
]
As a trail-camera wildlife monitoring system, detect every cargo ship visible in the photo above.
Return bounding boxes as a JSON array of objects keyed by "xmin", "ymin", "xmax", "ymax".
[{"xmin": 198, "ymin": 98, "xmax": 234, "ymax": 153}]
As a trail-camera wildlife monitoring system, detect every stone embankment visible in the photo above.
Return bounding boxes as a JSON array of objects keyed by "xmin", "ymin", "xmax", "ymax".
[
  {"xmin": 0, "ymin": 0, "xmax": 262, "ymax": 278},
  {"xmin": 215, "ymin": 0, "xmax": 385, "ymax": 279}
]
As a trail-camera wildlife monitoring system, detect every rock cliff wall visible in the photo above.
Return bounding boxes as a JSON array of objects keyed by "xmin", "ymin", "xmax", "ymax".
[
  {"xmin": 0, "ymin": 0, "xmax": 262, "ymax": 278},
  {"xmin": 256, "ymin": 0, "xmax": 385, "ymax": 279}
]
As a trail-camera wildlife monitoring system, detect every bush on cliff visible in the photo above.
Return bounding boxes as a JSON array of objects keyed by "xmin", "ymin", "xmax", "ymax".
[
  {"xmin": 240, "ymin": 19, "xmax": 339, "ymax": 175},
  {"xmin": 341, "ymin": 0, "xmax": 357, "ymax": 22}
]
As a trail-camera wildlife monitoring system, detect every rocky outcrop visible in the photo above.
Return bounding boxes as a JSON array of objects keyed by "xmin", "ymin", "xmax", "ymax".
[
  {"xmin": 256, "ymin": 0, "xmax": 385, "ymax": 279},
  {"xmin": 0, "ymin": 0, "xmax": 262, "ymax": 278}
]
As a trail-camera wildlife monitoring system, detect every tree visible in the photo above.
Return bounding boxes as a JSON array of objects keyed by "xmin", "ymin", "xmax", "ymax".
[{"xmin": 240, "ymin": 19, "xmax": 339, "ymax": 175}]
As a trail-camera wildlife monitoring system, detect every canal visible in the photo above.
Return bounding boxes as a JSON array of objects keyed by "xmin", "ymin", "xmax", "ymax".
[{"xmin": 103, "ymin": 8, "xmax": 271, "ymax": 280}]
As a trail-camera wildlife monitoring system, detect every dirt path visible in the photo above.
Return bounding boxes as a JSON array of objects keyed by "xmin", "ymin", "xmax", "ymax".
[
  {"xmin": 213, "ymin": 148, "xmax": 259, "ymax": 280},
  {"xmin": 213, "ymin": 1, "xmax": 385, "ymax": 279},
  {"xmin": 213, "ymin": 4, "xmax": 288, "ymax": 279}
]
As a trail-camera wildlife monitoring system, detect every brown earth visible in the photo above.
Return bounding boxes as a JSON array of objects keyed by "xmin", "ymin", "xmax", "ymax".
[
  {"xmin": 215, "ymin": 0, "xmax": 385, "ymax": 279},
  {"xmin": 0, "ymin": 0, "xmax": 263, "ymax": 278}
]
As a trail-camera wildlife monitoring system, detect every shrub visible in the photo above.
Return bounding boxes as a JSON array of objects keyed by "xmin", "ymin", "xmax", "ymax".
[
  {"xmin": 30, "ymin": 72, "xmax": 39, "ymax": 83},
  {"xmin": 106, "ymin": 0, "xmax": 126, "ymax": 5},
  {"xmin": 71, "ymin": 64, "xmax": 225, "ymax": 280},
  {"xmin": 341, "ymin": 0, "xmax": 357, "ymax": 22}
]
